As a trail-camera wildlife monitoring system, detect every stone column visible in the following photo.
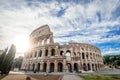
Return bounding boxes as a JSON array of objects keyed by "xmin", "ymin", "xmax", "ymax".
[
  {"xmin": 90, "ymin": 63, "xmax": 93, "ymax": 71},
  {"xmin": 48, "ymin": 48, "xmax": 51, "ymax": 57},
  {"xmin": 44, "ymin": 38, "xmax": 47, "ymax": 45},
  {"xmin": 42, "ymin": 49, "xmax": 45, "ymax": 58},
  {"xmin": 63, "ymin": 59, "xmax": 66, "ymax": 72},
  {"xmin": 35, "ymin": 63, "xmax": 37, "ymax": 70},
  {"xmin": 40, "ymin": 62, "xmax": 43, "ymax": 72},
  {"xmin": 77, "ymin": 62, "xmax": 80, "ymax": 72},
  {"xmin": 72, "ymin": 63, "xmax": 74, "ymax": 72},
  {"xmin": 54, "ymin": 60, "xmax": 58, "ymax": 72},
  {"xmin": 55, "ymin": 46, "xmax": 59, "ymax": 56},
  {"xmin": 47, "ymin": 61, "xmax": 50, "ymax": 73}
]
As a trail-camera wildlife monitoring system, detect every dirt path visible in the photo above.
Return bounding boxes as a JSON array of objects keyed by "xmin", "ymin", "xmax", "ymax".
[
  {"xmin": 62, "ymin": 75, "xmax": 84, "ymax": 80},
  {"xmin": 0, "ymin": 74, "xmax": 62, "ymax": 80}
]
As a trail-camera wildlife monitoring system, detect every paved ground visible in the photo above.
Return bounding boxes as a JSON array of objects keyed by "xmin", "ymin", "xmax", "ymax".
[
  {"xmin": 1, "ymin": 74, "xmax": 36, "ymax": 80},
  {"xmin": 1, "ymin": 74, "xmax": 62, "ymax": 80},
  {"xmin": 62, "ymin": 75, "xmax": 84, "ymax": 80},
  {"xmin": 1, "ymin": 69, "xmax": 120, "ymax": 80}
]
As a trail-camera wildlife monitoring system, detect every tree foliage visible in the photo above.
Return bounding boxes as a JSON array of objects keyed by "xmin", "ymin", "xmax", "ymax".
[
  {"xmin": 12, "ymin": 56, "xmax": 23, "ymax": 70},
  {"xmin": 0, "ymin": 44, "xmax": 16, "ymax": 74},
  {"xmin": 103, "ymin": 55, "xmax": 120, "ymax": 67}
]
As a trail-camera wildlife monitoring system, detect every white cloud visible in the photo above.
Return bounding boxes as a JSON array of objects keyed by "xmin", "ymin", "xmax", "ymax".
[{"xmin": 0, "ymin": 0, "xmax": 120, "ymax": 56}]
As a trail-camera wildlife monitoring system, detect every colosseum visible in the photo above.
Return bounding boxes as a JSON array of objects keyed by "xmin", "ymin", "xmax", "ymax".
[{"xmin": 21, "ymin": 24, "xmax": 104, "ymax": 73}]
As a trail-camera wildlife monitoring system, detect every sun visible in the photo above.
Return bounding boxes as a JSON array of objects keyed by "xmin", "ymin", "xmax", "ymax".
[{"xmin": 12, "ymin": 35, "xmax": 29, "ymax": 53}]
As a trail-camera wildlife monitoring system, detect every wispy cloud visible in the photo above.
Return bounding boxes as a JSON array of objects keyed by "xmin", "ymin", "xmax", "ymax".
[{"xmin": 0, "ymin": 0, "xmax": 120, "ymax": 56}]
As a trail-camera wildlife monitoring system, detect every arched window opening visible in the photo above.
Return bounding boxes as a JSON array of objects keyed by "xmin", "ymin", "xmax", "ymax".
[
  {"xmin": 43, "ymin": 63, "xmax": 47, "ymax": 72},
  {"xmin": 82, "ymin": 48, "xmax": 84, "ymax": 50},
  {"xmin": 67, "ymin": 63, "xmax": 72, "ymax": 72},
  {"xmin": 92, "ymin": 64, "xmax": 95, "ymax": 71},
  {"xmin": 83, "ymin": 63, "xmax": 86, "ymax": 71},
  {"xmin": 90, "ymin": 53, "xmax": 92, "ymax": 59},
  {"xmin": 50, "ymin": 63, "xmax": 54, "ymax": 72},
  {"xmin": 88, "ymin": 63, "xmax": 91, "ymax": 70},
  {"xmin": 42, "ymin": 40, "xmax": 44, "ymax": 45},
  {"xmin": 66, "ymin": 50, "xmax": 71, "ymax": 57},
  {"xmin": 28, "ymin": 64, "xmax": 30, "ymax": 71},
  {"xmin": 37, "ymin": 63, "xmax": 40, "ymax": 71},
  {"xmin": 47, "ymin": 39, "xmax": 50, "ymax": 44},
  {"xmin": 45, "ymin": 49, "xmax": 48, "ymax": 56},
  {"xmin": 82, "ymin": 53, "xmax": 85, "ymax": 59},
  {"xmin": 58, "ymin": 62, "xmax": 63, "ymax": 72},
  {"xmin": 39, "ymin": 50, "xmax": 42, "ymax": 57},
  {"xmin": 51, "ymin": 49, "xmax": 55, "ymax": 56},
  {"xmin": 60, "ymin": 51, "xmax": 64, "ymax": 56},
  {"xmin": 34, "ymin": 51, "xmax": 37, "ymax": 57},
  {"xmin": 74, "ymin": 63, "xmax": 78, "ymax": 72},
  {"xmin": 86, "ymin": 53, "xmax": 88, "ymax": 59},
  {"xmin": 32, "ymin": 63, "xmax": 35, "ymax": 71}
]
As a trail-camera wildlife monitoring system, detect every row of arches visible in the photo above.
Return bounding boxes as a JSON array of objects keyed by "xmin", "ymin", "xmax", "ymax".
[
  {"xmin": 24, "ymin": 62, "xmax": 103, "ymax": 72},
  {"xmin": 29, "ymin": 49, "xmax": 55, "ymax": 58},
  {"xmin": 27, "ymin": 62, "xmax": 63, "ymax": 72},
  {"xmin": 60, "ymin": 50, "xmax": 102, "ymax": 61}
]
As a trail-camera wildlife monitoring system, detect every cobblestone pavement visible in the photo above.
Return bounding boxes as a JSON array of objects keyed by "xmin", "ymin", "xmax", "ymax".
[{"xmin": 62, "ymin": 75, "xmax": 84, "ymax": 80}]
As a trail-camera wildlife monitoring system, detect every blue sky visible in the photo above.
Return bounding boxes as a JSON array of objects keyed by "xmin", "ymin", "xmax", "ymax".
[{"xmin": 0, "ymin": 0, "xmax": 120, "ymax": 57}]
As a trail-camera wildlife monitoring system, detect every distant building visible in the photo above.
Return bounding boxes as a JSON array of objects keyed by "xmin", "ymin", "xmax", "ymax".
[{"xmin": 21, "ymin": 25, "xmax": 104, "ymax": 72}]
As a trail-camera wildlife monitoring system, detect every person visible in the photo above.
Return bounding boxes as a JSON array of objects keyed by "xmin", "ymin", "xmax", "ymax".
[{"xmin": 26, "ymin": 76, "xmax": 31, "ymax": 80}]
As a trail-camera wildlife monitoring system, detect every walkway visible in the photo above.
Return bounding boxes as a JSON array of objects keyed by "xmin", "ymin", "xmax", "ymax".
[{"xmin": 62, "ymin": 75, "xmax": 84, "ymax": 80}]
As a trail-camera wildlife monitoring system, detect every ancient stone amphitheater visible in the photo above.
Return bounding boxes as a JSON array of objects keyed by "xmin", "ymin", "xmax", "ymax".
[{"xmin": 21, "ymin": 25, "xmax": 104, "ymax": 73}]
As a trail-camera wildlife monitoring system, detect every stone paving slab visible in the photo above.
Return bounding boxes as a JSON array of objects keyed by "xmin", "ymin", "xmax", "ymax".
[{"xmin": 62, "ymin": 75, "xmax": 84, "ymax": 80}]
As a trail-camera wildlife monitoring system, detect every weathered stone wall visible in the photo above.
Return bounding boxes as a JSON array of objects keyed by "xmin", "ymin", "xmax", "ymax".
[{"xmin": 21, "ymin": 25, "xmax": 104, "ymax": 72}]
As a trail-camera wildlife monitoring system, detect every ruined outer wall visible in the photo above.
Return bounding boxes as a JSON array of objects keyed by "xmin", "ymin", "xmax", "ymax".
[{"xmin": 21, "ymin": 25, "xmax": 104, "ymax": 72}]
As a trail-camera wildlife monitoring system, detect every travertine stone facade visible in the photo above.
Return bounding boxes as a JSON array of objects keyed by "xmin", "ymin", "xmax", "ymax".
[{"xmin": 21, "ymin": 25, "xmax": 104, "ymax": 72}]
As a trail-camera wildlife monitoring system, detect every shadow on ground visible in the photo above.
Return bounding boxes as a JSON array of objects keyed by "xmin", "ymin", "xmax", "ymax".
[
  {"xmin": 30, "ymin": 75, "xmax": 63, "ymax": 80},
  {"xmin": 0, "ymin": 75, "xmax": 7, "ymax": 79}
]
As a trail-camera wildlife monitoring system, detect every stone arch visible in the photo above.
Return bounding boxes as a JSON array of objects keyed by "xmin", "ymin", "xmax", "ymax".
[
  {"xmin": 87, "ymin": 63, "xmax": 91, "ymax": 70},
  {"xmin": 74, "ymin": 63, "xmax": 78, "ymax": 72},
  {"xmin": 28, "ymin": 64, "xmax": 30, "ymax": 71},
  {"xmin": 86, "ymin": 52, "xmax": 89, "ymax": 59},
  {"xmin": 66, "ymin": 50, "xmax": 71, "ymax": 61},
  {"xmin": 65, "ymin": 50, "xmax": 71, "ymax": 56},
  {"xmin": 83, "ymin": 63, "xmax": 87, "ymax": 71},
  {"xmin": 45, "ymin": 49, "xmax": 48, "ymax": 56},
  {"xmin": 67, "ymin": 63, "xmax": 72, "ymax": 72},
  {"xmin": 58, "ymin": 62, "xmax": 63, "ymax": 72},
  {"xmin": 90, "ymin": 53, "xmax": 92, "ymax": 59},
  {"xmin": 82, "ymin": 52, "xmax": 85, "ymax": 59},
  {"xmin": 38, "ymin": 50, "xmax": 42, "ymax": 57},
  {"xmin": 37, "ymin": 63, "xmax": 40, "ymax": 71},
  {"xmin": 92, "ymin": 64, "xmax": 95, "ymax": 71},
  {"xmin": 50, "ymin": 63, "xmax": 54, "ymax": 72},
  {"xmin": 60, "ymin": 50, "xmax": 64, "ymax": 56},
  {"xmin": 43, "ymin": 63, "xmax": 47, "ymax": 72},
  {"xmin": 32, "ymin": 63, "xmax": 35, "ymax": 71},
  {"xmin": 95, "ymin": 64, "xmax": 97, "ymax": 71},
  {"xmin": 51, "ymin": 49, "xmax": 55, "ymax": 56},
  {"xmin": 34, "ymin": 51, "xmax": 37, "ymax": 57}
]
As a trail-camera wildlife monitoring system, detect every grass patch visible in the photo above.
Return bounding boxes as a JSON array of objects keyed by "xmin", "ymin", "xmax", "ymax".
[{"xmin": 80, "ymin": 74, "xmax": 116, "ymax": 80}]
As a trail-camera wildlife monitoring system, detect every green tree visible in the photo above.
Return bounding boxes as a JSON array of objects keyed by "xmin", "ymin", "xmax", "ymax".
[
  {"xmin": 12, "ymin": 56, "xmax": 23, "ymax": 70},
  {"xmin": 0, "ymin": 44, "xmax": 16, "ymax": 74},
  {"xmin": 0, "ymin": 48, "xmax": 8, "ymax": 71}
]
